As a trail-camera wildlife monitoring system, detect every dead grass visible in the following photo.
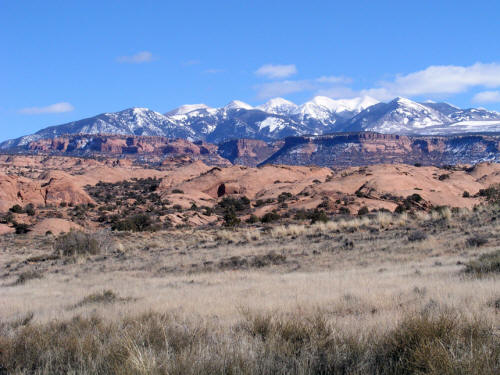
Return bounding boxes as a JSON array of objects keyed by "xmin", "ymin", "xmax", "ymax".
[
  {"xmin": 0, "ymin": 308, "xmax": 497, "ymax": 374},
  {"xmin": 0, "ymin": 206, "xmax": 499, "ymax": 373}
]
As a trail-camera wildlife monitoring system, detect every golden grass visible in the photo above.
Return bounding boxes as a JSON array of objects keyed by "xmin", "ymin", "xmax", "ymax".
[{"xmin": 0, "ymin": 207, "xmax": 499, "ymax": 373}]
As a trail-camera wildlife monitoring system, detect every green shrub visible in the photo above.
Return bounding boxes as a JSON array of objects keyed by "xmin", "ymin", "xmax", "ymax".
[
  {"xmin": 260, "ymin": 211, "xmax": 281, "ymax": 223},
  {"xmin": 246, "ymin": 214, "xmax": 259, "ymax": 224},
  {"xmin": 357, "ymin": 206, "xmax": 369, "ymax": 216},
  {"xmin": 217, "ymin": 196, "xmax": 250, "ymax": 212},
  {"xmin": 9, "ymin": 204, "xmax": 24, "ymax": 214},
  {"xmin": 277, "ymin": 192, "xmax": 293, "ymax": 203},
  {"xmin": 112, "ymin": 214, "xmax": 158, "ymax": 232},
  {"xmin": 478, "ymin": 184, "xmax": 500, "ymax": 204},
  {"xmin": 223, "ymin": 209, "xmax": 240, "ymax": 227},
  {"xmin": 13, "ymin": 222, "xmax": 31, "ymax": 234},
  {"xmin": 25, "ymin": 203, "xmax": 36, "ymax": 216}
]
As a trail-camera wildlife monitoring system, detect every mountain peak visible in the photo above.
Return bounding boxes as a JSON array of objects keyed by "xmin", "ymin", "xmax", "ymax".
[
  {"xmin": 223, "ymin": 100, "xmax": 253, "ymax": 111},
  {"xmin": 257, "ymin": 97, "xmax": 297, "ymax": 114},
  {"xmin": 166, "ymin": 104, "xmax": 213, "ymax": 116}
]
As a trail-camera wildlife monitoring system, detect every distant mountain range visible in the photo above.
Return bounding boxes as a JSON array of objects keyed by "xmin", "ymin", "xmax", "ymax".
[{"xmin": 2, "ymin": 96, "xmax": 500, "ymax": 149}]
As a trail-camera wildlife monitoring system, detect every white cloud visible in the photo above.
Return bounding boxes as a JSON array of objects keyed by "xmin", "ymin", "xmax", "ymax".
[
  {"xmin": 117, "ymin": 51, "xmax": 154, "ymax": 64},
  {"xmin": 204, "ymin": 68, "xmax": 225, "ymax": 74},
  {"xmin": 254, "ymin": 76, "xmax": 350, "ymax": 99},
  {"xmin": 183, "ymin": 59, "xmax": 200, "ymax": 66},
  {"xmin": 473, "ymin": 90, "xmax": 500, "ymax": 103},
  {"xmin": 255, "ymin": 64, "xmax": 297, "ymax": 79},
  {"xmin": 361, "ymin": 62, "xmax": 500, "ymax": 100},
  {"xmin": 19, "ymin": 102, "xmax": 74, "ymax": 115}
]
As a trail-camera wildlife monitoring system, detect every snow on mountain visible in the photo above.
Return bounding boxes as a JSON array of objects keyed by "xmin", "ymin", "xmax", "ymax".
[
  {"xmin": 2, "ymin": 107, "xmax": 196, "ymax": 149},
  {"xmin": 166, "ymin": 104, "xmax": 215, "ymax": 116},
  {"xmin": 257, "ymin": 98, "xmax": 297, "ymax": 115},
  {"xmin": 222, "ymin": 100, "xmax": 254, "ymax": 111},
  {"xmin": 344, "ymin": 97, "xmax": 452, "ymax": 133},
  {"xmin": 257, "ymin": 117, "xmax": 288, "ymax": 132},
  {"xmin": 3, "ymin": 97, "xmax": 500, "ymax": 151}
]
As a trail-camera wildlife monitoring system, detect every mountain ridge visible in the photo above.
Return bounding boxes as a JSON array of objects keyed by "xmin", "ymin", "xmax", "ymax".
[{"xmin": 2, "ymin": 97, "xmax": 500, "ymax": 149}]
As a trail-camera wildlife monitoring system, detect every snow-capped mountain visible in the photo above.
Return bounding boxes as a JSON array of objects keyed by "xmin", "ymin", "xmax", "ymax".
[
  {"xmin": 2, "ymin": 96, "xmax": 500, "ymax": 150},
  {"xmin": 257, "ymin": 98, "xmax": 298, "ymax": 115},
  {"xmin": 344, "ymin": 97, "xmax": 451, "ymax": 133},
  {"xmin": 2, "ymin": 108, "xmax": 196, "ymax": 149}
]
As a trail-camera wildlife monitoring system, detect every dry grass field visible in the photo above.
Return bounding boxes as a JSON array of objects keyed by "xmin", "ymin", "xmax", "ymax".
[{"xmin": 1, "ymin": 205, "xmax": 499, "ymax": 374}]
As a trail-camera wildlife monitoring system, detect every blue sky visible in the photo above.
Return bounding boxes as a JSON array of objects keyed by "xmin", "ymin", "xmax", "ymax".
[{"xmin": 2, "ymin": 0, "xmax": 500, "ymax": 141}]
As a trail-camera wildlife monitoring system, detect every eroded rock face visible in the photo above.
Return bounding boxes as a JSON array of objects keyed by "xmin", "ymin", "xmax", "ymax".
[
  {"xmin": 217, "ymin": 139, "xmax": 283, "ymax": 166},
  {"xmin": 7, "ymin": 132, "xmax": 500, "ymax": 168},
  {"xmin": 0, "ymin": 173, "xmax": 45, "ymax": 211},
  {"xmin": 25, "ymin": 134, "xmax": 230, "ymax": 166},
  {"xmin": 262, "ymin": 132, "xmax": 500, "ymax": 167}
]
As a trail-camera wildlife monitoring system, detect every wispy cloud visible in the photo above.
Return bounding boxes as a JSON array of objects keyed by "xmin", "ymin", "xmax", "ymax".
[
  {"xmin": 257, "ymin": 62, "xmax": 500, "ymax": 104},
  {"xmin": 361, "ymin": 62, "xmax": 500, "ymax": 100},
  {"xmin": 183, "ymin": 59, "xmax": 201, "ymax": 66},
  {"xmin": 254, "ymin": 76, "xmax": 351, "ymax": 99},
  {"xmin": 19, "ymin": 102, "xmax": 74, "ymax": 115},
  {"xmin": 473, "ymin": 90, "xmax": 500, "ymax": 103},
  {"xmin": 204, "ymin": 68, "xmax": 225, "ymax": 74},
  {"xmin": 116, "ymin": 51, "xmax": 154, "ymax": 64},
  {"xmin": 255, "ymin": 64, "xmax": 298, "ymax": 79}
]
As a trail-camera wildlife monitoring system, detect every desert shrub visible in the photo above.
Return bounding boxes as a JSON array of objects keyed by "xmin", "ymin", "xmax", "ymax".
[
  {"xmin": 0, "ymin": 309, "xmax": 498, "ymax": 375},
  {"xmin": 54, "ymin": 230, "xmax": 106, "ymax": 256},
  {"xmin": 478, "ymin": 184, "xmax": 500, "ymax": 204},
  {"xmin": 408, "ymin": 230, "xmax": 427, "ymax": 242},
  {"xmin": 374, "ymin": 311, "xmax": 497, "ymax": 374},
  {"xmin": 217, "ymin": 196, "xmax": 250, "ymax": 212},
  {"xmin": 74, "ymin": 290, "xmax": 121, "ymax": 308},
  {"xmin": 24, "ymin": 203, "xmax": 36, "ymax": 216},
  {"xmin": 260, "ymin": 211, "xmax": 281, "ymax": 223},
  {"xmin": 357, "ymin": 206, "xmax": 369, "ymax": 216},
  {"xmin": 338, "ymin": 206, "xmax": 351, "ymax": 215},
  {"xmin": 14, "ymin": 270, "xmax": 43, "ymax": 285},
  {"xmin": 438, "ymin": 173, "xmax": 450, "ymax": 181},
  {"xmin": 9, "ymin": 204, "xmax": 24, "ymax": 214},
  {"xmin": 246, "ymin": 214, "xmax": 259, "ymax": 224},
  {"xmin": 112, "ymin": 214, "xmax": 158, "ymax": 232},
  {"xmin": 223, "ymin": 209, "xmax": 241, "ymax": 227},
  {"xmin": 171, "ymin": 189, "xmax": 184, "ymax": 194},
  {"xmin": 293, "ymin": 208, "xmax": 329, "ymax": 223},
  {"xmin": 277, "ymin": 192, "xmax": 293, "ymax": 203},
  {"xmin": 250, "ymin": 251, "xmax": 287, "ymax": 268},
  {"xmin": 13, "ymin": 222, "xmax": 31, "ymax": 234},
  {"xmin": 466, "ymin": 234, "xmax": 488, "ymax": 247},
  {"xmin": 309, "ymin": 209, "xmax": 328, "ymax": 224},
  {"xmin": 463, "ymin": 191, "xmax": 470, "ymax": 198},
  {"xmin": 464, "ymin": 250, "xmax": 500, "ymax": 275},
  {"xmin": 407, "ymin": 193, "xmax": 423, "ymax": 202}
]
